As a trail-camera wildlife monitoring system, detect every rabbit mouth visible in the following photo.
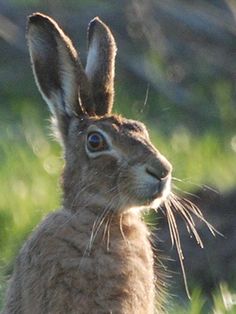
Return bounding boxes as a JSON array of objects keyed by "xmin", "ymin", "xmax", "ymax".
[
  {"xmin": 117, "ymin": 165, "xmax": 172, "ymax": 211},
  {"xmin": 128, "ymin": 175, "xmax": 171, "ymax": 209},
  {"xmin": 139, "ymin": 168, "xmax": 171, "ymax": 203},
  {"xmin": 129, "ymin": 163, "xmax": 171, "ymax": 204},
  {"xmin": 144, "ymin": 178, "xmax": 171, "ymax": 205}
]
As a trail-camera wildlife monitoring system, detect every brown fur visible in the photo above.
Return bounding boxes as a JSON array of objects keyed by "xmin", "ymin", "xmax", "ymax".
[{"xmin": 1, "ymin": 13, "xmax": 172, "ymax": 314}]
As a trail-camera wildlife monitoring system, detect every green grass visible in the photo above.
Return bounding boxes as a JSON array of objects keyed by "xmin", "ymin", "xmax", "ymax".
[
  {"xmin": 0, "ymin": 98, "xmax": 236, "ymax": 311},
  {"xmin": 149, "ymin": 127, "xmax": 236, "ymax": 193},
  {"xmin": 0, "ymin": 103, "xmax": 60, "ymax": 267},
  {"xmin": 167, "ymin": 285, "xmax": 236, "ymax": 314}
]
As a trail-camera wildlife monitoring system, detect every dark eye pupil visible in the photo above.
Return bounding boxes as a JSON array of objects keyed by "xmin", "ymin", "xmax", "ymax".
[
  {"xmin": 89, "ymin": 134, "xmax": 101, "ymax": 148},
  {"xmin": 87, "ymin": 132, "xmax": 107, "ymax": 152}
]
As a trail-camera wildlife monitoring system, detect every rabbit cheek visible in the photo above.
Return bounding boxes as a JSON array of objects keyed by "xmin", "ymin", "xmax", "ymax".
[{"xmin": 115, "ymin": 170, "xmax": 148, "ymax": 209}]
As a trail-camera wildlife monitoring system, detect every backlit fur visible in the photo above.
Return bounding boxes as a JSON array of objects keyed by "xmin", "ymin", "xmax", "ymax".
[{"xmin": 2, "ymin": 13, "xmax": 173, "ymax": 314}]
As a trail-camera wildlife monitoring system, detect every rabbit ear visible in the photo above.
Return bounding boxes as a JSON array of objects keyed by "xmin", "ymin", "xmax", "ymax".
[
  {"xmin": 86, "ymin": 17, "xmax": 117, "ymax": 116},
  {"xmin": 27, "ymin": 13, "xmax": 94, "ymax": 141}
]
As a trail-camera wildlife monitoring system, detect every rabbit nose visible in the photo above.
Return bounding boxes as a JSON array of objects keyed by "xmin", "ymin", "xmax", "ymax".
[
  {"xmin": 145, "ymin": 156, "xmax": 172, "ymax": 196},
  {"xmin": 146, "ymin": 167, "xmax": 170, "ymax": 181},
  {"xmin": 146, "ymin": 156, "xmax": 172, "ymax": 181}
]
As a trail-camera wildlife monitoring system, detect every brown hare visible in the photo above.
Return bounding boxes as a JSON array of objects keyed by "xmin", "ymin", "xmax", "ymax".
[{"xmin": 2, "ymin": 12, "xmax": 215, "ymax": 314}]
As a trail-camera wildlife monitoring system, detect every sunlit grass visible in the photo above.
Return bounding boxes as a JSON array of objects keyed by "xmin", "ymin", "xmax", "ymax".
[
  {"xmin": 212, "ymin": 283, "xmax": 236, "ymax": 314},
  {"xmin": 168, "ymin": 289, "xmax": 206, "ymax": 314},
  {"xmin": 167, "ymin": 284, "xmax": 236, "ymax": 313},
  {"xmin": 0, "ymin": 101, "xmax": 61, "ymax": 264}
]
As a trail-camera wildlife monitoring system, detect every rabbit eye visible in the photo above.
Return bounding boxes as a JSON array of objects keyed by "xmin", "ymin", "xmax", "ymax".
[{"xmin": 87, "ymin": 132, "xmax": 107, "ymax": 152}]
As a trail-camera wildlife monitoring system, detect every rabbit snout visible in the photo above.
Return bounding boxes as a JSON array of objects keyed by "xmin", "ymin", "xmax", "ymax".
[
  {"xmin": 145, "ymin": 165, "xmax": 171, "ymax": 197},
  {"xmin": 131, "ymin": 156, "xmax": 172, "ymax": 204}
]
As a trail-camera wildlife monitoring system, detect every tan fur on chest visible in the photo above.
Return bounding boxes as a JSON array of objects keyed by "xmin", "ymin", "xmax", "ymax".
[{"xmin": 16, "ymin": 211, "xmax": 155, "ymax": 314}]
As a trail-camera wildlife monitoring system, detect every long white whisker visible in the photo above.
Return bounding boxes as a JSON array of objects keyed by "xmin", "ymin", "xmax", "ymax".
[
  {"xmin": 172, "ymin": 177, "xmax": 220, "ymax": 194},
  {"xmin": 162, "ymin": 187, "xmax": 223, "ymax": 300},
  {"xmin": 104, "ymin": 213, "xmax": 114, "ymax": 252},
  {"xmin": 164, "ymin": 198, "xmax": 191, "ymax": 299},
  {"xmin": 88, "ymin": 206, "xmax": 111, "ymax": 252},
  {"xmin": 169, "ymin": 195, "xmax": 203, "ymax": 247},
  {"xmin": 79, "ymin": 192, "xmax": 120, "ymax": 268}
]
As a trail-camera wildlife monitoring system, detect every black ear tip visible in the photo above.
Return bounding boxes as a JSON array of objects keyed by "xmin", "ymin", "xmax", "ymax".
[
  {"xmin": 28, "ymin": 12, "xmax": 55, "ymax": 28},
  {"xmin": 27, "ymin": 12, "xmax": 61, "ymax": 37},
  {"xmin": 88, "ymin": 16, "xmax": 101, "ymax": 40},
  {"xmin": 28, "ymin": 12, "xmax": 46, "ymax": 23},
  {"xmin": 89, "ymin": 16, "xmax": 101, "ymax": 27},
  {"xmin": 88, "ymin": 16, "xmax": 112, "ymax": 44}
]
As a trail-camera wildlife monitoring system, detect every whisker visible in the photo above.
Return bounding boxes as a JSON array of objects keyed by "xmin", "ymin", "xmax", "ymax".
[
  {"xmin": 170, "ymin": 197, "xmax": 203, "ymax": 247},
  {"xmin": 53, "ymin": 182, "xmax": 116, "ymax": 235},
  {"xmin": 140, "ymin": 83, "xmax": 150, "ymax": 114},
  {"xmin": 172, "ymin": 177, "xmax": 220, "ymax": 195},
  {"xmin": 79, "ymin": 207, "xmax": 111, "ymax": 269},
  {"xmin": 86, "ymin": 190, "xmax": 121, "ymax": 254},
  {"xmin": 161, "ymin": 186, "xmax": 223, "ymax": 300},
  {"xmin": 172, "ymin": 184, "xmax": 200, "ymax": 199},
  {"xmin": 164, "ymin": 198, "xmax": 191, "ymax": 299},
  {"xmin": 119, "ymin": 213, "xmax": 129, "ymax": 245},
  {"xmin": 106, "ymin": 213, "xmax": 114, "ymax": 252},
  {"xmin": 175, "ymin": 194, "xmax": 221, "ymax": 236},
  {"xmin": 88, "ymin": 205, "xmax": 111, "ymax": 252},
  {"xmin": 164, "ymin": 201, "xmax": 176, "ymax": 248}
]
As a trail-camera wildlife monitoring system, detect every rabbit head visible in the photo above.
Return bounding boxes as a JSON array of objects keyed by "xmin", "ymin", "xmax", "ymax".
[{"xmin": 27, "ymin": 13, "xmax": 172, "ymax": 214}]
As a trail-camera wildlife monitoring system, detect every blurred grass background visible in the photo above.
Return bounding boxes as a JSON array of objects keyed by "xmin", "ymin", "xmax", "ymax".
[{"xmin": 0, "ymin": 0, "xmax": 236, "ymax": 312}]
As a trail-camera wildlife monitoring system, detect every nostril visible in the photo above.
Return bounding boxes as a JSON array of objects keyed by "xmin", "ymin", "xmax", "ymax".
[
  {"xmin": 146, "ymin": 167, "xmax": 170, "ymax": 181},
  {"xmin": 160, "ymin": 169, "xmax": 171, "ymax": 180},
  {"xmin": 146, "ymin": 167, "xmax": 161, "ymax": 181},
  {"xmin": 145, "ymin": 166, "xmax": 171, "ymax": 198}
]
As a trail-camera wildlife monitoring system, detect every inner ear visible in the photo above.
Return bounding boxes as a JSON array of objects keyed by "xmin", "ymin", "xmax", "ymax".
[
  {"xmin": 27, "ymin": 13, "xmax": 95, "ymax": 145},
  {"xmin": 86, "ymin": 17, "xmax": 117, "ymax": 116},
  {"xmin": 28, "ymin": 13, "xmax": 85, "ymax": 117}
]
